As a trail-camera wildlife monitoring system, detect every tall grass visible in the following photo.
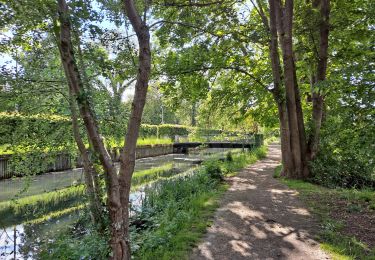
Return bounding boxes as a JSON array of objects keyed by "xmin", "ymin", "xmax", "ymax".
[
  {"xmin": 131, "ymin": 163, "xmax": 179, "ymax": 188},
  {"xmin": 0, "ymin": 185, "xmax": 85, "ymax": 227},
  {"xmin": 136, "ymin": 137, "xmax": 172, "ymax": 146},
  {"xmin": 131, "ymin": 170, "xmax": 225, "ymax": 260}
]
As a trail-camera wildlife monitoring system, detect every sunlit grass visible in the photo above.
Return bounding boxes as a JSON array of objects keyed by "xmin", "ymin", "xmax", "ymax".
[
  {"xmin": 136, "ymin": 137, "xmax": 172, "ymax": 146},
  {"xmin": 131, "ymin": 163, "xmax": 178, "ymax": 189},
  {"xmin": 279, "ymin": 173, "xmax": 375, "ymax": 259},
  {"xmin": 0, "ymin": 185, "xmax": 85, "ymax": 227}
]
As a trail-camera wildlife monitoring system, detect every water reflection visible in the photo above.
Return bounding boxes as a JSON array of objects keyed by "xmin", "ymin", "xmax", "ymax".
[
  {"xmin": 1, "ymin": 213, "xmax": 78, "ymax": 259},
  {"xmin": 0, "ymin": 148, "xmax": 233, "ymax": 202}
]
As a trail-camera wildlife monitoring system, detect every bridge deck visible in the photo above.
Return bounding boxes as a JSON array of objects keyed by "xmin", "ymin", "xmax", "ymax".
[{"xmin": 173, "ymin": 142, "xmax": 256, "ymax": 149}]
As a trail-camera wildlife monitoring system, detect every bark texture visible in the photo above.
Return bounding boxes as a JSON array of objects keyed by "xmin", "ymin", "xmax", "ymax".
[
  {"xmin": 308, "ymin": 0, "xmax": 330, "ymax": 160},
  {"xmin": 267, "ymin": 0, "xmax": 293, "ymax": 176},
  {"xmin": 119, "ymin": 1, "xmax": 152, "ymax": 259},
  {"xmin": 57, "ymin": 0, "xmax": 126, "ymax": 258},
  {"xmin": 68, "ymin": 90, "xmax": 103, "ymax": 226},
  {"xmin": 273, "ymin": 0, "xmax": 306, "ymax": 178}
]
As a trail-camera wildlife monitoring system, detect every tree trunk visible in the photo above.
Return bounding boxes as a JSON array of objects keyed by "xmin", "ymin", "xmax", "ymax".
[
  {"xmin": 308, "ymin": 0, "xmax": 330, "ymax": 160},
  {"xmin": 52, "ymin": 17, "xmax": 104, "ymax": 226},
  {"xmin": 56, "ymin": 1, "xmax": 127, "ymax": 258},
  {"xmin": 191, "ymin": 102, "xmax": 197, "ymax": 126},
  {"xmin": 276, "ymin": 100, "xmax": 294, "ymax": 175},
  {"xmin": 68, "ymin": 89, "xmax": 103, "ymax": 226},
  {"xmin": 267, "ymin": 0, "xmax": 293, "ymax": 176},
  {"xmin": 118, "ymin": 1, "xmax": 152, "ymax": 259},
  {"xmin": 292, "ymin": 66, "xmax": 309, "ymax": 177},
  {"xmin": 272, "ymin": 0, "xmax": 305, "ymax": 178}
]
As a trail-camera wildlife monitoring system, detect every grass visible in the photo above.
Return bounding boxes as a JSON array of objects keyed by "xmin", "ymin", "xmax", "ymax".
[
  {"xmin": 274, "ymin": 166, "xmax": 375, "ymax": 259},
  {"xmin": 0, "ymin": 185, "xmax": 85, "ymax": 227},
  {"xmin": 132, "ymin": 176, "xmax": 228, "ymax": 260},
  {"xmin": 221, "ymin": 146, "xmax": 267, "ymax": 176},
  {"xmin": 131, "ymin": 163, "xmax": 179, "ymax": 189},
  {"xmin": 264, "ymin": 136, "xmax": 279, "ymax": 146},
  {"xmin": 136, "ymin": 137, "xmax": 172, "ymax": 146},
  {"xmin": 132, "ymin": 146, "xmax": 266, "ymax": 259}
]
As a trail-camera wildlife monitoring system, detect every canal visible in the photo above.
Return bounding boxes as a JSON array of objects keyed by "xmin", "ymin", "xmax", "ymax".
[{"xmin": 0, "ymin": 148, "xmax": 241, "ymax": 259}]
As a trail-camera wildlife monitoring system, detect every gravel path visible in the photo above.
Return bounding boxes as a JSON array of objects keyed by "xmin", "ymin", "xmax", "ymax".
[{"xmin": 190, "ymin": 144, "xmax": 331, "ymax": 260}]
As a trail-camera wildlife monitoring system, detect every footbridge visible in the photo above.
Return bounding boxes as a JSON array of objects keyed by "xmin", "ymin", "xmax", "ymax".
[{"xmin": 173, "ymin": 134, "xmax": 263, "ymax": 153}]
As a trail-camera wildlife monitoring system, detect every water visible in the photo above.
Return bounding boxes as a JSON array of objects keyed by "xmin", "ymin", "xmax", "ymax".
[
  {"xmin": 0, "ymin": 148, "xmax": 240, "ymax": 259},
  {"xmin": 1, "ymin": 213, "xmax": 78, "ymax": 259},
  {"xmin": 0, "ymin": 148, "xmax": 234, "ymax": 202}
]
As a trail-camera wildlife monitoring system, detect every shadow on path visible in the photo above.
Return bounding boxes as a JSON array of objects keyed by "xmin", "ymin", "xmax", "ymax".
[{"xmin": 190, "ymin": 144, "xmax": 330, "ymax": 260}]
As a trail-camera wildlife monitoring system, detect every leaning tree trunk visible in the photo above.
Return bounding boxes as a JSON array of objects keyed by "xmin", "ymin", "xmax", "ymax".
[
  {"xmin": 68, "ymin": 89, "xmax": 104, "ymax": 226},
  {"xmin": 118, "ymin": 1, "xmax": 152, "ymax": 259},
  {"xmin": 52, "ymin": 19, "xmax": 104, "ymax": 227},
  {"xmin": 56, "ymin": 0, "xmax": 127, "ymax": 258}
]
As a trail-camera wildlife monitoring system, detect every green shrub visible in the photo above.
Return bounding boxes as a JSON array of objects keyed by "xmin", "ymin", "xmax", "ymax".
[
  {"xmin": 226, "ymin": 151, "xmax": 233, "ymax": 162},
  {"xmin": 310, "ymin": 152, "xmax": 375, "ymax": 189},
  {"xmin": 139, "ymin": 124, "xmax": 158, "ymax": 137},
  {"xmin": 308, "ymin": 108, "xmax": 375, "ymax": 189},
  {"xmin": 203, "ymin": 160, "xmax": 223, "ymax": 180},
  {"xmin": 39, "ymin": 220, "xmax": 110, "ymax": 260}
]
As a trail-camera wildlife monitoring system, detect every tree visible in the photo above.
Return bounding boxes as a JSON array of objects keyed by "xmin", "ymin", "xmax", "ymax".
[
  {"xmin": 56, "ymin": 0, "xmax": 151, "ymax": 258},
  {"xmin": 152, "ymin": 0, "xmax": 334, "ymax": 178}
]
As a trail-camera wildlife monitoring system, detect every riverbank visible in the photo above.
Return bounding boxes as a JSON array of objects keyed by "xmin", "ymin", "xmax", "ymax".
[
  {"xmin": 38, "ymin": 146, "xmax": 267, "ymax": 259},
  {"xmin": 0, "ymin": 146, "xmax": 256, "ymax": 258}
]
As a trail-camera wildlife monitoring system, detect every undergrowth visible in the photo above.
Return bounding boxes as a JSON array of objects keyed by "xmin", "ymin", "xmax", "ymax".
[{"xmin": 275, "ymin": 165, "xmax": 375, "ymax": 260}]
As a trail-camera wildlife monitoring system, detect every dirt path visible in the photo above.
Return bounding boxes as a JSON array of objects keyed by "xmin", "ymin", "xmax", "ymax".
[{"xmin": 191, "ymin": 144, "xmax": 331, "ymax": 260}]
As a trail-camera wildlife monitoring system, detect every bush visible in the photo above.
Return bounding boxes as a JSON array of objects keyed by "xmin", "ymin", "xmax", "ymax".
[
  {"xmin": 203, "ymin": 160, "xmax": 223, "ymax": 180},
  {"xmin": 39, "ymin": 213, "xmax": 110, "ymax": 260},
  {"xmin": 310, "ymin": 151, "xmax": 375, "ymax": 189},
  {"xmin": 139, "ymin": 124, "xmax": 158, "ymax": 137},
  {"xmin": 309, "ymin": 116, "xmax": 375, "ymax": 189},
  {"xmin": 226, "ymin": 151, "xmax": 233, "ymax": 162}
]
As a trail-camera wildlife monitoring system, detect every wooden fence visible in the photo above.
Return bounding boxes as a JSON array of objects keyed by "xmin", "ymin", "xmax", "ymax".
[{"xmin": 0, "ymin": 156, "xmax": 11, "ymax": 179}]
